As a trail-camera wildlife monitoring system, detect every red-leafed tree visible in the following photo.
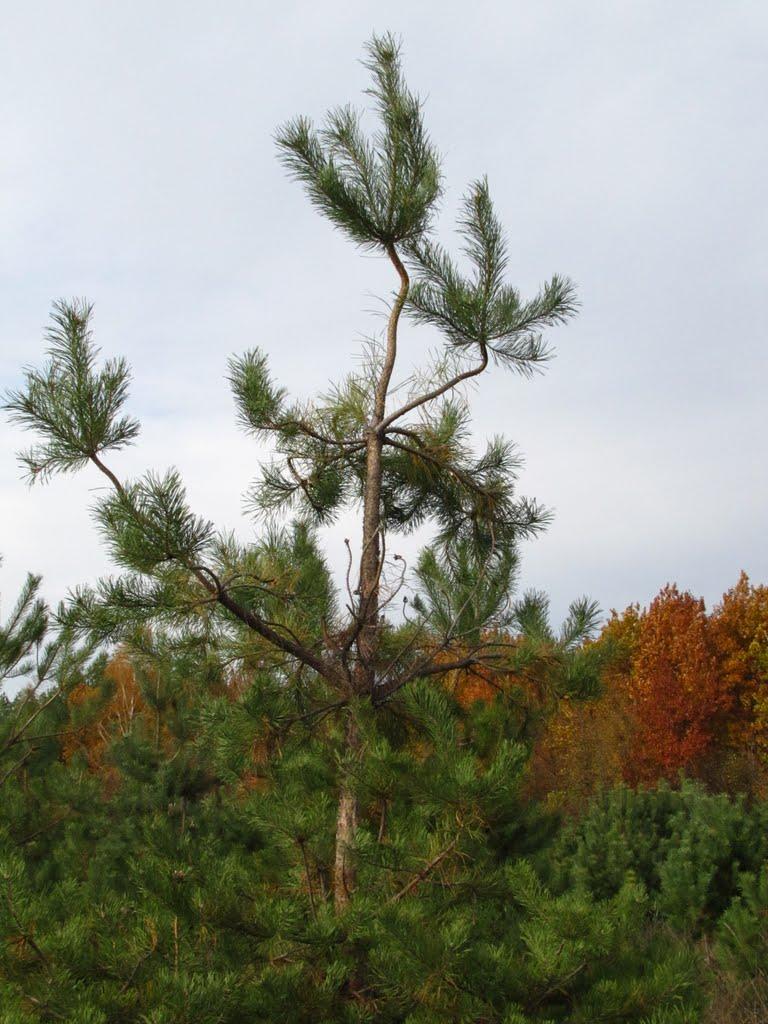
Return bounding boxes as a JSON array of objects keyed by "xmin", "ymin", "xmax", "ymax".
[
  {"xmin": 529, "ymin": 576, "xmax": 768, "ymax": 802},
  {"xmin": 626, "ymin": 585, "xmax": 732, "ymax": 784}
]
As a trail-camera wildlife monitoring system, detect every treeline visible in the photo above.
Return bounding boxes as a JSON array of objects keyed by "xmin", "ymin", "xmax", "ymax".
[
  {"xmin": 0, "ymin": 569, "xmax": 767, "ymax": 1022},
  {"xmin": 529, "ymin": 572, "xmax": 768, "ymax": 807}
]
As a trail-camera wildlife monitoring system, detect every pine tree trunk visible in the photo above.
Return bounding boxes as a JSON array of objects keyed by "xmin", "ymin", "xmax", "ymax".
[
  {"xmin": 334, "ymin": 245, "xmax": 408, "ymax": 910},
  {"xmin": 356, "ymin": 433, "xmax": 384, "ymax": 694},
  {"xmin": 354, "ymin": 244, "xmax": 409, "ymax": 698},
  {"xmin": 333, "ymin": 713, "xmax": 361, "ymax": 911}
]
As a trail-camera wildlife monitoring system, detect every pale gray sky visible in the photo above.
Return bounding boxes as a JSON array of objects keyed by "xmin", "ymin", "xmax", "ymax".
[{"xmin": 1, "ymin": 0, "xmax": 766, "ymax": 631}]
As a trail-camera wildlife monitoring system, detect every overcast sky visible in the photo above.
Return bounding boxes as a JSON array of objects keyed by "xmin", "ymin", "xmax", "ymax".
[{"xmin": 1, "ymin": 0, "xmax": 766, "ymax": 633}]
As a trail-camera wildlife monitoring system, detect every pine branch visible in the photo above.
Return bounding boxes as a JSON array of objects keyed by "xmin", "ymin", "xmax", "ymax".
[
  {"xmin": 87, "ymin": 455, "xmax": 340, "ymax": 684},
  {"xmin": 389, "ymin": 836, "xmax": 459, "ymax": 902},
  {"xmin": 379, "ymin": 346, "xmax": 488, "ymax": 431}
]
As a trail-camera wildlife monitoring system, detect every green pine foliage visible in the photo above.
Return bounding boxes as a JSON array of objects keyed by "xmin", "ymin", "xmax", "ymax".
[
  {"xmin": 0, "ymin": 629, "xmax": 704, "ymax": 1022},
  {"xmin": 552, "ymin": 781, "xmax": 768, "ymax": 933},
  {"xmin": 4, "ymin": 301, "xmax": 139, "ymax": 486},
  {"xmin": 2, "ymin": 30, "xmax": 761, "ymax": 1024},
  {"xmin": 706, "ymin": 865, "xmax": 768, "ymax": 1024}
]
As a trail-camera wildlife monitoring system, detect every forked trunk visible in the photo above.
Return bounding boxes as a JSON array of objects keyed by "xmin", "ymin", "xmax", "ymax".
[{"xmin": 334, "ymin": 246, "xmax": 409, "ymax": 910}]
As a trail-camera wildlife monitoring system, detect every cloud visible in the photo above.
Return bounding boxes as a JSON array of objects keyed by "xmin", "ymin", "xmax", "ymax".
[{"xmin": 2, "ymin": 0, "xmax": 766, "ymax": 631}]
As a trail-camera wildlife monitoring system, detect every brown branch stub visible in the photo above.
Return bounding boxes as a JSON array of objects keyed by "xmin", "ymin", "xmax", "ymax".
[{"xmin": 389, "ymin": 837, "xmax": 459, "ymax": 903}]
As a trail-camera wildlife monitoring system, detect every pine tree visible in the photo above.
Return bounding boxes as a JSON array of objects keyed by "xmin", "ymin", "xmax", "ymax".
[
  {"xmin": 553, "ymin": 780, "xmax": 768, "ymax": 933},
  {"xmin": 3, "ymin": 34, "xmax": 703, "ymax": 1022},
  {"xmin": 4, "ymin": 32, "xmax": 576, "ymax": 912},
  {"xmin": 0, "ymin": 560, "xmax": 91, "ymax": 775}
]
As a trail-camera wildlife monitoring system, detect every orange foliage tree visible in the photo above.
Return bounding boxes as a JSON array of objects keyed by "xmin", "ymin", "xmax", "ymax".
[
  {"xmin": 63, "ymin": 650, "xmax": 151, "ymax": 769},
  {"xmin": 530, "ymin": 576, "xmax": 768, "ymax": 804},
  {"xmin": 532, "ymin": 573, "xmax": 768, "ymax": 802},
  {"xmin": 711, "ymin": 573, "xmax": 768, "ymax": 750},
  {"xmin": 526, "ymin": 606, "xmax": 640, "ymax": 810},
  {"xmin": 708, "ymin": 573, "xmax": 768, "ymax": 792},
  {"xmin": 625, "ymin": 585, "xmax": 732, "ymax": 785}
]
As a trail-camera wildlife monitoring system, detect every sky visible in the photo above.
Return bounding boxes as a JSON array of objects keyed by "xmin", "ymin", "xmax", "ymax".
[{"xmin": 1, "ymin": 0, "xmax": 766, "ymax": 634}]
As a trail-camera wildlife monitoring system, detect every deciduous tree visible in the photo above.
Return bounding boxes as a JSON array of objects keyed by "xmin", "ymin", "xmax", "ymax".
[{"xmin": 710, "ymin": 573, "xmax": 768, "ymax": 782}]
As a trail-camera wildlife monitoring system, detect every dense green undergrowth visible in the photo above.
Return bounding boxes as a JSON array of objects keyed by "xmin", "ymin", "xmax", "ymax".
[{"xmin": 0, "ymin": 646, "xmax": 766, "ymax": 1024}]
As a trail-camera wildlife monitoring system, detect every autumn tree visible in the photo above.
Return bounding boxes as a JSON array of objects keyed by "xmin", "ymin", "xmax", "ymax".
[
  {"xmin": 531, "ymin": 586, "xmax": 731, "ymax": 791},
  {"xmin": 530, "ymin": 575, "xmax": 768, "ymax": 803},
  {"xmin": 709, "ymin": 572, "xmax": 768, "ymax": 794}
]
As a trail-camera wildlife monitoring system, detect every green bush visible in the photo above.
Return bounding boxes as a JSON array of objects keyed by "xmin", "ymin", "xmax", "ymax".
[{"xmin": 551, "ymin": 781, "xmax": 768, "ymax": 932}]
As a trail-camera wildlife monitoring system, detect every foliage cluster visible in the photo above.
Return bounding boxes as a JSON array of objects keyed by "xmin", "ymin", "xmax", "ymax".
[
  {"xmin": 0, "ymin": 622, "xmax": 706, "ymax": 1024},
  {"xmin": 530, "ymin": 575, "xmax": 768, "ymax": 808}
]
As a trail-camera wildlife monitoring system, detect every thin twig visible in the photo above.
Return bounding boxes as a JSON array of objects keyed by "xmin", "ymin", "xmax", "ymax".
[{"xmin": 389, "ymin": 837, "xmax": 459, "ymax": 903}]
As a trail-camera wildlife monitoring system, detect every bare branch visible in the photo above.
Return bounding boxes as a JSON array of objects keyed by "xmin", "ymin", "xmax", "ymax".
[
  {"xmin": 389, "ymin": 836, "xmax": 459, "ymax": 902},
  {"xmin": 379, "ymin": 344, "xmax": 488, "ymax": 432}
]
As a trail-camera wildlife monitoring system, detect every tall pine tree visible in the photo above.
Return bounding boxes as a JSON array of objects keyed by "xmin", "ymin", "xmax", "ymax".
[
  {"xmin": 4, "ymin": 32, "xmax": 576, "ymax": 910},
  {"xmin": 3, "ymin": 35, "xmax": 702, "ymax": 1022}
]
